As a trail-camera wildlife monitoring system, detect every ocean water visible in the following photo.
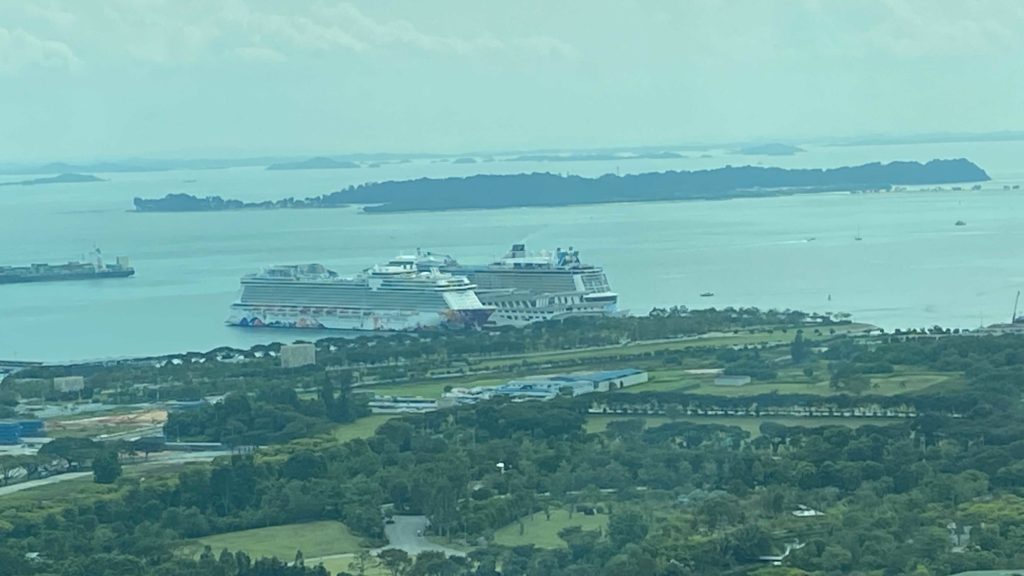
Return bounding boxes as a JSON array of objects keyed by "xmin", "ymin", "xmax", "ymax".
[{"xmin": 1, "ymin": 141, "xmax": 1023, "ymax": 362}]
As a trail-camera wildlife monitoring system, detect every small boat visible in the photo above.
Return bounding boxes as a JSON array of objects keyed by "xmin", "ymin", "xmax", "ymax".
[
  {"xmin": 955, "ymin": 220, "xmax": 967, "ymax": 226},
  {"xmin": 700, "ymin": 292, "xmax": 714, "ymax": 298},
  {"xmin": 805, "ymin": 237, "xmax": 817, "ymax": 242}
]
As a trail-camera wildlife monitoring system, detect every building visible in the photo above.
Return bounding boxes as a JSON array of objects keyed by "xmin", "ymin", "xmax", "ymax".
[
  {"xmin": 53, "ymin": 376, "xmax": 85, "ymax": 393},
  {"xmin": 444, "ymin": 369, "xmax": 649, "ymax": 404},
  {"xmin": 0, "ymin": 422, "xmax": 21, "ymax": 445},
  {"xmin": 368, "ymin": 396, "xmax": 438, "ymax": 414},
  {"xmin": 280, "ymin": 343, "xmax": 316, "ymax": 368},
  {"xmin": 504, "ymin": 369, "xmax": 649, "ymax": 397},
  {"xmin": 17, "ymin": 420, "xmax": 45, "ymax": 438}
]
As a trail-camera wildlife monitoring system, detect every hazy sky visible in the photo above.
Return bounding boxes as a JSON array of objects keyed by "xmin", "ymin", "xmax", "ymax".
[{"xmin": 1, "ymin": 0, "xmax": 1023, "ymax": 161}]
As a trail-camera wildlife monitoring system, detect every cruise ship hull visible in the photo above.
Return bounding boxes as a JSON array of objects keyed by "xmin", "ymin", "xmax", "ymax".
[
  {"xmin": 227, "ymin": 305, "xmax": 492, "ymax": 331},
  {"xmin": 480, "ymin": 291, "xmax": 618, "ymax": 327}
]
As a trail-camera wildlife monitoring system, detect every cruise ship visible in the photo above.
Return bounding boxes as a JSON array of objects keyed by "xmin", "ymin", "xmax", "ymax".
[
  {"xmin": 227, "ymin": 258, "xmax": 493, "ymax": 331},
  {"xmin": 410, "ymin": 244, "xmax": 618, "ymax": 326}
]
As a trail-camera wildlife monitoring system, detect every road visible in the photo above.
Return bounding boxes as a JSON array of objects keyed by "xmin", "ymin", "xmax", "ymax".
[
  {"xmin": 0, "ymin": 450, "xmax": 231, "ymax": 498},
  {"xmin": 380, "ymin": 515, "xmax": 465, "ymax": 556}
]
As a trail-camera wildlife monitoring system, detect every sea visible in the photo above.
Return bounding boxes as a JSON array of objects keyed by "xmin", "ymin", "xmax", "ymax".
[{"xmin": 2, "ymin": 141, "xmax": 1024, "ymax": 363}]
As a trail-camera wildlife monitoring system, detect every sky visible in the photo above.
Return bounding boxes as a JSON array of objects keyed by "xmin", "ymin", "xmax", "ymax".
[{"xmin": 1, "ymin": 0, "xmax": 1023, "ymax": 162}]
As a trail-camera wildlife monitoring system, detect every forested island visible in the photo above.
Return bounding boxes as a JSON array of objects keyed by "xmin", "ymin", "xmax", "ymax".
[
  {"xmin": 0, "ymin": 173, "xmax": 103, "ymax": 187},
  {"xmin": 132, "ymin": 192, "xmax": 348, "ymax": 212},
  {"xmin": 507, "ymin": 151, "xmax": 684, "ymax": 162},
  {"xmin": 266, "ymin": 157, "xmax": 360, "ymax": 171},
  {"xmin": 4, "ymin": 307, "xmax": 1024, "ymax": 575},
  {"xmin": 737, "ymin": 143, "xmax": 805, "ymax": 156},
  {"xmin": 133, "ymin": 159, "xmax": 990, "ymax": 213}
]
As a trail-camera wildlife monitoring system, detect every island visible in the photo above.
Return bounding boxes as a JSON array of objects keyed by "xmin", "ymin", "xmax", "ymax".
[
  {"xmin": 265, "ymin": 157, "xmax": 360, "ymax": 171},
  {"xmin": 132, "ymin": 159, "xmax": 990, "ymax": 213},
  {"xmin": 132, "ymin": 193, "xmax": 347, "ymax": 212},
  {"xmin": 508, "ymin": 151, "xmax": 683, "ymax": 162},
  {"xmin": 737, "ymin": 143, "xmax": 805, "ymax": 156},
  {"xmin": 0, "ymin": 173, "xmax": 104, "ymax": 187}
]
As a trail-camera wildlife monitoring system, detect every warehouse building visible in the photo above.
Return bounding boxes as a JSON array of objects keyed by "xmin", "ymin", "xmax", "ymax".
[
  {"xmin": 53, "ymin": 375, "xmax": 86, "ymax": 393},
  {"xmin": 445, "ymin": 369, "xmax": 648, "ymax": 403},
  {"xmin": 0, "ymin": 420, "xmax": 45, "ymax": 445},
  {"xmin": 280, "ymin": 343, "xmax": 316, "ymax": 368}
]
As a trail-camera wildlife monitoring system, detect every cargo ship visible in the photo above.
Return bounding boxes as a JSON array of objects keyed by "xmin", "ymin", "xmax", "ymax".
[
  {"xmin": 0, "ymin": 249, "xmax": 134, "ymax": 285},
  {"xmin": 227, "ymin": 257, "xmax": 493, "ymax": 331}
]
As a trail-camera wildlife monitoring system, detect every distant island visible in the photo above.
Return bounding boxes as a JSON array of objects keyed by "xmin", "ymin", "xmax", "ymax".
[
  {"xmin": 0, "ymin": 173, "xmax": 104, "ymax": 187},
  {"xmin": 265, "ymin": 157, "xmax": 360, "ymax": 171},
  {"xmin": 737, "ymin": 143, "xmax": 805, "ymax": 156},
  {"xmin": 133, "ymin": 159, "xmax": 989, "ymax": 214},
  {"xmin": 452, "ymin": 157, "xmax": 478, "ymax": 164},
  {"xmin": 133, "ymin": 193, "xmax": 347, "ymax": 212},
  {"xmin": 508, "ymin": 151, "xmax": 684, "ymax": 162}
]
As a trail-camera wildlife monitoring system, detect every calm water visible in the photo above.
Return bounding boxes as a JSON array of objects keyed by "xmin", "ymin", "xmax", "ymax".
[{"xmin": 2, "ymin": 141, "xmax": 1023, "ymax": 362}]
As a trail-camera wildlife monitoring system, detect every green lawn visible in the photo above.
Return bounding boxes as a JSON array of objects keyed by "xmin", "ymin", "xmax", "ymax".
[
  {"xmin": 585, "ymin": 415, "xmax": 672, "ymax": 434},
  {"xmin": 331, "ymin": 415, "xmax": 395, "ymax": 443},
  {"xmin": 0, "ymin": 475, "xmax": 113, "ymax": 514},
  {"xmin": 622, "ymin": 365, "xmax": 960, "ymax": 398},
  {"xmin": 586, "ymin": 414, "xmax": 904, "ymax": 437},
  {"xmin": 0, "ymin": 466, "xmax": 181, "ymax": 520},
  {"xmin": 188, "ymin": 521, "xmax": 365, "ymax": 560},
  {"xmin": 493, "ymin": 509, "xmax": 609, "ymax": 548},
  {"xmin": 316, "ymin": 556, "xmax": 388, "ymax": 576},
  {"xmin": 868, "ymin": 369, "xmax": 963, "ymax": 394},
  {"xmin": 475, "ymin": 323, "xmax": 875, "ymax": 370},
  {"xmin": 358, "ymin": 380, "xmax": 451, "ymax": 399}
]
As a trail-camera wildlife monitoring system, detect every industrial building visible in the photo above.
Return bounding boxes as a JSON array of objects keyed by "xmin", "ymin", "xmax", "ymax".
[
  {"xmin": 53, "ymin": 375, "xmax": 86, "ymax": 393},
  {"xmin": 0, "ymin": 420, "xmax": 45, "ymax": 445},
  {"xmin": 280, "ymin": 343, "xmax": 316, "ymax": 368},
  {"xmin": 445, "ymin": 369, "xmax": 648, "ymax": 404}
]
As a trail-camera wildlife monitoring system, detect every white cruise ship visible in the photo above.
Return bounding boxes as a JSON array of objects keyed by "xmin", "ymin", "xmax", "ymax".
[
  {"xmin": 411, "ymin": 244, "xmax": 618, "ymax": 326},
  {"xmin": 227, "ymin": 259, "xmax": 493, "ymax": 331}
]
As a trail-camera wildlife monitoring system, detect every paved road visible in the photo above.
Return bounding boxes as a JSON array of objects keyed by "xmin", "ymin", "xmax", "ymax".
[
  {"xmin": 0, "ymin": 450, "xmax": 231, "ymax": 497},
  {"xmin": 380, "ymin": 515, "xmax": 465, "ymax": 556}
]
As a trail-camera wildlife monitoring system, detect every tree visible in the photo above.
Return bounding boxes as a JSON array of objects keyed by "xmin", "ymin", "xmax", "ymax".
[
  {"xmin": 92, "ymin": 450, "xmax": 122, "ymax": 484},
  {"xmin": 38, "ymin": 436, "xmax": 100, "ymax": 469},
  {"xmin": 131, "ymin": 436, "xmax": 166, "ymax": 460},
  {"xmin": 378, "ymin": 549, "xmax": 412, "ymax": 576},
  {"xmin": 352, "ymin": 550, "xmax": 376, "ymax": 576},
  {"xmin": 790, "ymin": 331, "xmax": 810, "ymax": 363},
  {"xmin": 408, "ymin": 551, "xmax": 459, "ymax": 576},
  {"xmin": 609, "ymin": 509, "xmax": 649, "ymax": 549},
  {"xmin": 283, "ymin": 451, "xmax": 327, "ymax": 481}
]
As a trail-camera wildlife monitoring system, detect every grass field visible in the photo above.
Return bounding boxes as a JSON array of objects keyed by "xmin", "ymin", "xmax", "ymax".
[
  {"xmin": 585, "ymin": 414, "xmax": 903, "ymax": 437},
  {"xmin": 187, "ymin": 521, "xmax": 365, "ymax": 560},
  {"xmin": 474, "ymin": 323, "xmax": 876, "ymax": 370},
  {"xmin": 0, "ymin": 475, "xmax": 111, "ymax": 512},
  {"xmin": 316, "ymin": 556, "xmax": 388, "ymax": 576},
  {"xmin": 493, "ymin": 509, "xmax": 609, "ymax": 548},
  {"xmin": 0, "ymin": 465, "xmax": 179, "ymax": 517},
  {"xmin": 621, "ymin": 364, "xmax": 960, "ymax": 398},
  {"xmin": 331, "ymin": 415, "xmax": 395, "ymax": 443},
  {"xmin": 585, "ymin": 415, "xmax": 672, "ymax": 434}
]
